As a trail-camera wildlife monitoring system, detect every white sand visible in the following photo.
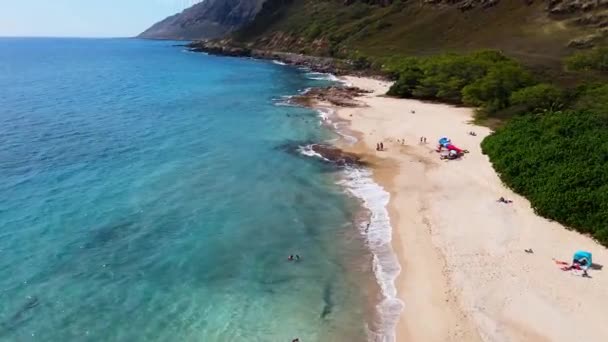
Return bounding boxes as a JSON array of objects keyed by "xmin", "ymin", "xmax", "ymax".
[{"xmin": 336, "ymin": 76, "xmax": 608, "ymax": 342}]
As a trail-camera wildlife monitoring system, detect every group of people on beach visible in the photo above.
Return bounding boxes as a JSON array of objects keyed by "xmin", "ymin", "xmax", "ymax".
[
  {"xmin": 376, "ymin": 142, "xmax": 384, "ymax": 151},
  {"xmin": 419, "ymin": 136, "xmax": 427, "ymax": 144}
]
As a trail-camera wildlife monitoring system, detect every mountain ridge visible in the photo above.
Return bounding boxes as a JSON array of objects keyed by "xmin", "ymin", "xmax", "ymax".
[{"xmin": 139, "ymin": 0, "xmax": 266, "ymax": 40}]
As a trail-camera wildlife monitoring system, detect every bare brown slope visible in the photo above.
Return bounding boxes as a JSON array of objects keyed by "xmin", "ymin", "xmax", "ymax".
[{"xmin": 139, "ymin": 0, "xmax": 266, "ymax": 40}]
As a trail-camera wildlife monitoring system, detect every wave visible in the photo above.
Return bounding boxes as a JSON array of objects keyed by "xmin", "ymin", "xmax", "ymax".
[
  {"xmin": 183, "ymin": 49, "xmax": 207, "ymax": 55},
  {"xmin": 272, "ymin": 60, "xmax": 288, "ymax": 66},
  {"xmin": 338, "ymin": 167, "xmax": 403, "ymax": 342},
  {"xmin": 297, "ymin": 144, "xmax": 329, "ymax": 162},
  {"xmin": 306, "ymin": 72, "xmax": 339, "ymax": 82},
  {"xmin": 333, "ymin": 121, "xmax": 358, "ymax": 145},
  {"xmin": 273, "ymin": 95, "xmax": 298, "ymax": 107},
  {"xmin": 316, "ymin": 107, "xmax": 333, "ymax": 125}
]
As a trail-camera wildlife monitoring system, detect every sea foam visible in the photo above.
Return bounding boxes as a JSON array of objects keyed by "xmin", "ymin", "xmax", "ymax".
[
  {"xmin": 339, "ymin": 167, "xmax": 404, "ymax": 342},
  {"xmin": 306, "ymin": 72, "xmax": 339, "ymax": 82}
]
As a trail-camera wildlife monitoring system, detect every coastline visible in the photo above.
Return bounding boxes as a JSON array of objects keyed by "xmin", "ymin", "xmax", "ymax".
[{"xmin": 317, "ymin": 76, "xmax": 608, "ymax": 342}]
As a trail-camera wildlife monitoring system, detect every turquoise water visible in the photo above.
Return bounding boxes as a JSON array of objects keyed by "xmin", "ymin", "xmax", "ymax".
[{"xmin": 0, "ymin": 38, "xmax": 378, "ymax": 341}]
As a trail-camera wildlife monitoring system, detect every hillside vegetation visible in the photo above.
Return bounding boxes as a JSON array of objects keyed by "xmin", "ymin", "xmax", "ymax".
[
  {"xmin": 235, "ymin": 0, "xmax": 608, "ymax": 69},
  {"xmin": 482, "ymin": 109, "xmax": 608, "ymax": 246}
]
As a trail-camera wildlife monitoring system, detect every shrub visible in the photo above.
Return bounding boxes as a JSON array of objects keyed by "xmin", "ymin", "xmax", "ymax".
[
  {"xmin": 387, "ymin": 50, "xmax": 534, "ymax": 111},
  {"xmin": 573, "ymin": 83, "xmax": 608, "ymax": 116},
  {"xmin": 462, "ymin": 63, "xmax": 534, "ymax": 111},
  {"xmin": 482, "ymin": 110, "xmax": 608, "ymax": 246},
  {"xmin": 510, "ymin": 83, "xmax": 565, "ymax": 113},
  {"xmin": 565, "ymin": 47, "xmax": 608, "ymax": 72}
]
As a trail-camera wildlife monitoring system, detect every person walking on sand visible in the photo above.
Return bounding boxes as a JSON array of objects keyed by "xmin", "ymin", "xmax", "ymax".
[
  {"xmin": 424, "ymin": 137, "xmax": 427, "ymax": 143},
  {"xmin": 380, "ymin": 142, "xmax": 384, "ymax": 151}
]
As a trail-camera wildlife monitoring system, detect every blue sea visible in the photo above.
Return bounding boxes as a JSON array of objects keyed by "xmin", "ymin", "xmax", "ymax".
[{"xmin": 0, "ymin": 38, "xmax": 401, "ymax": 341}]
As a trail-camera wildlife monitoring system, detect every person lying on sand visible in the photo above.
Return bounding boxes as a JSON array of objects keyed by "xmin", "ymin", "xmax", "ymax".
[
  {"xmin": 555, "ymin": 258, "xmax": 591, "ymax": 277},
  {"xmin": 469, "ymin": 131, "xmax": 477, "ymax": 136},
  {"xmin": 498, "ymin": 197, "xmax": 513, "ymax": 204}
]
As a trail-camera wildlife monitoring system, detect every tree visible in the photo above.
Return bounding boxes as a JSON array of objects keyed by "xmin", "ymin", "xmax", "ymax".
[
  {"xmin": 462, "ymin": 63, "xmax": 534, "ymax": 111},
  {"xmin": 510, "ymin": 84, "xmax": 565, "ymax": 113}
]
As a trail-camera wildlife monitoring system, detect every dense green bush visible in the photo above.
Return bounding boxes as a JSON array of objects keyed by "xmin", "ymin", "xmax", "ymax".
[
  {"xmin": 386, "ymin": 51, "xmax": 534, "ymax": 111},
  {"xmin": 565, "ymin": 47, "xmax": 608, "ymax": 72},
  {"xmin": 510, "ymin": 83, "xmax": 565, "ymax": 113},
  {"xmin": 573, "ymin": 83, "xmax": 608, "ymax": 116},
  {"xmin": 482, "ymin": 110, "xmax": 608, "ymax": 245}
]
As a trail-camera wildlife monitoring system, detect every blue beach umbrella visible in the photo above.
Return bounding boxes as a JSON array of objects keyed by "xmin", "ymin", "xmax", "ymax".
[
  {"xmin": 573, "ymin": 250, "xmax": 592, "ymax": 268},
  {"xmin": 439, "ymin": 137, "xmax": 451, "ymax": 147}
]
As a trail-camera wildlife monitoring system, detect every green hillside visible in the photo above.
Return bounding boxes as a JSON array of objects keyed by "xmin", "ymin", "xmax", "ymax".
[{"xmin": 235, "ymin": 0, "xmax": 608, "ymax": 69}]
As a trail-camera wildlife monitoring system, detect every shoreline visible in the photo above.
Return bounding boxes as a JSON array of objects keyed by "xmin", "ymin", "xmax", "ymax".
[{"xmin": 313, "ymin": 76, "xmax": 608, "ymax": 342}]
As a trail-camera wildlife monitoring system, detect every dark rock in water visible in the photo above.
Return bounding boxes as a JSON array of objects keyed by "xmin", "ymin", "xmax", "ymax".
[
  {"xmin": 84, "ymin": 220, "xmax": 137, "ymax": 249},
  {"xmin": 276, "ymin": 141, "xmax": 365, "ymax": 167},
  {"xmin": 275, "ymin": 140, "xmax": 316, "ymax": 154},
  {"xmin": 321, "ymin": 282, "xmax": 334, "ymax": 319},
  {"xmin": 290, "ymin": 86, "xmax": 371, "ymax": 108},
  {"xmin": 189, "ymin": 40, "xmax": 253, "ymax": 57},
  {"xmin": 310, "ymin": 144, "xmax": 365, "ymax": 167},
  {"xmin": 6, "ymin": 296, "xmax": 39, "ymax": 328}
]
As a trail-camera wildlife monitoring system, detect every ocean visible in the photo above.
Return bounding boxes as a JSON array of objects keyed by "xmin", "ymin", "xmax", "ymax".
[{"xmin": 0, "ymin": 38, "xmax": 399, "ymax": 341}]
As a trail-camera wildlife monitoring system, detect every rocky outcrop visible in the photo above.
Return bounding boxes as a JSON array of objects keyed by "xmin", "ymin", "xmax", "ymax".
[
  {"xmin": 277, "ymin": 141, "xmax": 366, "ymax": 166},
  {"xmin": 139, "ymin": 0, "xmax": 266, "ymax": 40},
  {"xmin": 189, "ymin": 39, "xmax": 253, "ymax": 56},
  {"xmin": 309, "ymin": 144, "xmax": 366, "ymax": 166},
  {"xmin": 548, "ymin": 0, "xmax": 608, "ymax": 14},
  {"xmin": 424, "ymin": 0, "xmax": 501, "ymax": 11},
  {"xmin": 290, "ymin": 86, "xmax": 372, "ymax": 107},
  {"xmin": 187, "ymin": 40, "xmax": 370, "ymax": 75}
]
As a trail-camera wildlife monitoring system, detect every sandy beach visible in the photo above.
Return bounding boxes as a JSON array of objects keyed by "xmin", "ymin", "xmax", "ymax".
[{"xmin": 332, "ymin": 76, "xmax": 608, "ymax": 342}]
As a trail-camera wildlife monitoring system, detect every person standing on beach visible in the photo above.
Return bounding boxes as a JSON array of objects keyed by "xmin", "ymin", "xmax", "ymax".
[{"xmin": 380, "ymin": 142, "xmax": 384, "ymax": 151}]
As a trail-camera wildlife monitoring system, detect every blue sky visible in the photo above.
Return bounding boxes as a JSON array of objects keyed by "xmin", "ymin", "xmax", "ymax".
[{"xmin": 0, "ymin": 0, "xmax": 202, "ymax": 37}]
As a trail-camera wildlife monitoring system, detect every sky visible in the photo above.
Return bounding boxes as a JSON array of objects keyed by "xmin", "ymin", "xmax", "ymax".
[{"xmin": 0, "ymin": 0, "xmax": 203, "ymax": 37}]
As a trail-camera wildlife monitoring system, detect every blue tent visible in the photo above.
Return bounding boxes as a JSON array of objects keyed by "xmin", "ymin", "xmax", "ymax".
[
  {"xmin": 439, "ymin": 137, "xmax": 451, "ymax": 147},
  {"xmin": 573, "ymin": 250, "xmax": 592, "ymax": 269}
]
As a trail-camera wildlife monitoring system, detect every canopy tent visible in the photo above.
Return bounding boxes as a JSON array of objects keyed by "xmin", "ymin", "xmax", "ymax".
[{"xmin": 573, "ymin": 250, "xmax": 592, "ymax": 269}]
